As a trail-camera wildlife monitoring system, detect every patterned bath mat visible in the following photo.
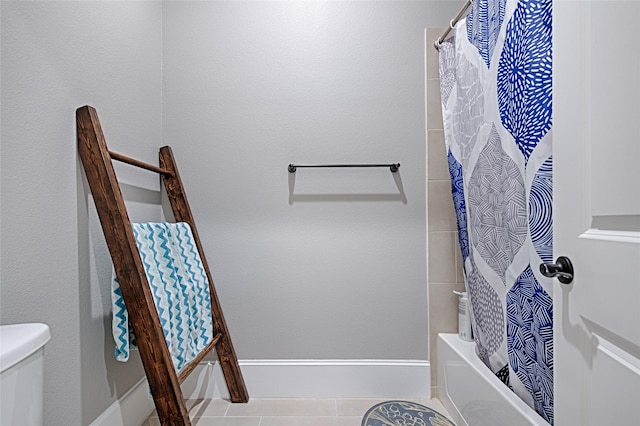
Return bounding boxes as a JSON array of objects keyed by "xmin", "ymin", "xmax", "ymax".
[{"xmin": 362, "ymin": 400, "xmax": 456, "ymax": 426}]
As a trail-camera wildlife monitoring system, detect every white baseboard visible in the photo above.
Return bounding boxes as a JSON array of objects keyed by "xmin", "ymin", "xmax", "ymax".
[
  {"xmin": 89, "ymin": 377, "xmax": 155, "ymax": 426},
  {"xmin": 92, "ymin": 359, "xmax": 430, "ymax": 425},
  {"xmin": 183, "ymin": 359, "xmax": 431, "ymax": 399}
]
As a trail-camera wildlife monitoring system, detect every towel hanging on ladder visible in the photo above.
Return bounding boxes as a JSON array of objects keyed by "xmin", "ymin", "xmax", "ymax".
[{"xmin": 111, "ymin": 222, "xmax": 214, "ymax": 372}]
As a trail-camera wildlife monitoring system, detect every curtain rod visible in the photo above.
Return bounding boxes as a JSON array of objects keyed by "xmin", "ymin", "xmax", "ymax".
[{"xmin": 434, "ymin": 0, "xmax": 473, "ymax": 50}]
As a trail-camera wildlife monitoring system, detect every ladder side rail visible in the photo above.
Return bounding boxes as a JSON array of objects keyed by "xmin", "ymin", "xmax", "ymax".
[
  {"xmin": 159, "ymin": 146, "xmax": 249, "ymax": 403},
  {"xmin": 77, "ymin": 106, "xmax": 191, "ymax": 425}
]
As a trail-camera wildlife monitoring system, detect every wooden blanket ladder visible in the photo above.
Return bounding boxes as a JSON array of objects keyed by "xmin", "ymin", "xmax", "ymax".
[{"xmin": 77, "ymin": 105, "xmax": 248, "ymax": 425}]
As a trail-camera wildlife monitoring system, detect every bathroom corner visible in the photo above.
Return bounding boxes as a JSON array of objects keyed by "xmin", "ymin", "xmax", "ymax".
[{"xmin": 425, "ymin": 27, "xmax": 466, "ymax": 398}]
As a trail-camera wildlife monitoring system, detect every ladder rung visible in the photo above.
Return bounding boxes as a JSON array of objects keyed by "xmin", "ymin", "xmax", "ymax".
[
  {"xmin": 177, "ymin": 332, "xmax": 224, "ymax": 384},
  {"xmin": 109, "ymin": 150, "xmax": 174, "ymax": 176}
]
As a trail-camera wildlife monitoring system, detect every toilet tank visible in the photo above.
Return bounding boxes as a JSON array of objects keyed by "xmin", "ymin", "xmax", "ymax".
[{"xmin": 0, "ymin": 323, "xmax": 51, "ymax": 426}]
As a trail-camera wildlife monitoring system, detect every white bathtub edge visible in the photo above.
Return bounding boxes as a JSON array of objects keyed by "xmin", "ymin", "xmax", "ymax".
[{"xmin": 437, "ymin": 333, "xmax": 548, "ymax": 426}]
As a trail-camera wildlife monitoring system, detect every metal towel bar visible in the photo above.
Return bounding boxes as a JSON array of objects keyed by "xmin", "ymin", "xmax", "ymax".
[{"xmin": 288, "ymin": 163, "xmax": 400, "ymax": 173}]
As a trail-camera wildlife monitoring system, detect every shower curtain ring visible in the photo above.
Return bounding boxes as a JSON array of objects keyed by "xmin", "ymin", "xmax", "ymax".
[{"xmin": 449, "ymin": 19, "xmax": 456, "ymax": 29}]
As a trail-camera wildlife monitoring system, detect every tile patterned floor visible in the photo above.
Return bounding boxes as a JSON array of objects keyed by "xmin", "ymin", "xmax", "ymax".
[{"xmin": 142, "ymin": 398, "xmax": 452, "ymax": 426}]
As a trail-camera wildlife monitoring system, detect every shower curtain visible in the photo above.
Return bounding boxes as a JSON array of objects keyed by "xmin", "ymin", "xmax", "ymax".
[{"xmin": 438, "ymin": 0, "xmax": 553, "ymax": 423}]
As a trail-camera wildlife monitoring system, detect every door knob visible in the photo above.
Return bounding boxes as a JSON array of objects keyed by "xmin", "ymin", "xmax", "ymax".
[{"xmin": 540, "ymin": 256, "xmax": 574, "ymax": 284}]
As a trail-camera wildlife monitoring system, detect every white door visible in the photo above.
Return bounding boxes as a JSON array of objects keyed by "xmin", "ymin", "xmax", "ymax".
[{"xmin": 554, "ymin": 1, "xmax": 640, "ymax": 425}]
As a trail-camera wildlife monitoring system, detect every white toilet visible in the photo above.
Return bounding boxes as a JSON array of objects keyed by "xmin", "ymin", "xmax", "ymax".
[{"xmin": 0, "ymin": 323, "xmax": 51, "ymax": 426}]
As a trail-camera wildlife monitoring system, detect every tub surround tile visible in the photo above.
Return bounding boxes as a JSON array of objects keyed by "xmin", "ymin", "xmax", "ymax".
[
  {"xmin": 428, "ymin": 130, "xmax": 449, "ymax": 181},
  {"xmin": 426, "ymin": 79, "xmax": 444, "ymax": 129},
  {"xmin": 430, "ymin": 333, "xmax": 439, "ymax": 387},
  {"xmin": 454, "ymin": 236, "xmax": 465, "ymax": 284},
  {"xmin": 428, "ymin": 232, "xmax": 458, "ymax": 283},
  {"xmin": 427, "ymin": 26, "xmax": 461, "ymax": 398},
  {"xmin": 429, "ymin": 282, "xmax": 466, "ymax": 333},
  {"xmin": 428, "ymin": 181, "xmax": 457, "ymax": 232},
  {"xmin": 426, "ymin": 28, "xmax": 446, "ymax": 79},
  {"xmin": 429, "ymin": 281, "xmax": 465, "ymax": 387}
]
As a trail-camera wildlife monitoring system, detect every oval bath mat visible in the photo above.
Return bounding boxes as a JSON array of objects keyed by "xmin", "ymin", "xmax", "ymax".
[{"xmin": 362, "ymin": 400, "xmax": 456, "ymax": 426}]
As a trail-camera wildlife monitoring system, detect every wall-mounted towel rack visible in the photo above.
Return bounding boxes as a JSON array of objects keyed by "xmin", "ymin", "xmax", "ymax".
[
  {"xmin": 77, "ymin": 105, "xmax": 248, "ymax": 426},
  {"xmin": 288, "ymin": 163, "xmax": 400, "ymax": 173}
]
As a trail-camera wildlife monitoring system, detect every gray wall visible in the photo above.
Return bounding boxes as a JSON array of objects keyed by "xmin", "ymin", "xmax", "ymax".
[
  {"xmin": 1, "ymin": 2, "xmax": 162, "ymax": 424},
  {"xmin": 163, "ymin": 0, "xmax": 461, "ymax": 361},
  {"xmin": 1, "ymin": 1, "xmax": 462, "ymax": 424}
]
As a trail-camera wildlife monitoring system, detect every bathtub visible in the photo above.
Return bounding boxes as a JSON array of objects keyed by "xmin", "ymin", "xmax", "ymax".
[{"xmin": 437, "ymin": 334, "xmax": 548, "ymax": 426}]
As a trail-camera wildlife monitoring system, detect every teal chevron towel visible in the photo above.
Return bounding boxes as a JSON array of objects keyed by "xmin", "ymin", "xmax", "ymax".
[{"xmin": 111, "ymin": 222, "xmax": 214, "ymax": 372}]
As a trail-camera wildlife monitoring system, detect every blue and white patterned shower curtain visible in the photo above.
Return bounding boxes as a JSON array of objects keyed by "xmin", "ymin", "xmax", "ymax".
[{"xmin": 438, "ymin": 0, "xmax": 553, "ymax": 423}]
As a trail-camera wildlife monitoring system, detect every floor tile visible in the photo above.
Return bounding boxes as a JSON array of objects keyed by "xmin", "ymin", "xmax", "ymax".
[
  {"xmin": 337, "ymin": 398, "xmax": 435, "ymax": 415},
  {"xmin": 335, "ymin": 418, "xmax": 364, "ymax": 426},
  {"xmin": 187, "ymin": 398, "xmax": 231, "ymax": 417},
  {"xmin": 191, "ymin": 417, "xmax": 260, "ymax": 426},
  {"xmin": 335, "ymin": 398, "xmax": 390, "ymax": 416},
  {"xmin": 141, "ymin": 418, "xmax": 160, "ymax": 426},
  {"xmin": 142, "ymin": 397, "xmax": 453, "ymax": 426},
  {"xmin": 422, "ymin": 398, "xmax": 451, "ymax": 416},
  {"xmin": 224, "ymin": 398, "xmax": 336, "ymax": 417},
  {"xmin": 260, "ymin": 416, "xmax": 360, "ymax": 426}
]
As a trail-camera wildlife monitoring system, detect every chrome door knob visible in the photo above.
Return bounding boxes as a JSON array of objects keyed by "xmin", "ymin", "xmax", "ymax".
[{"xmin": 540, "ymin": 256, "xmax": 574, "ymax": 284}]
